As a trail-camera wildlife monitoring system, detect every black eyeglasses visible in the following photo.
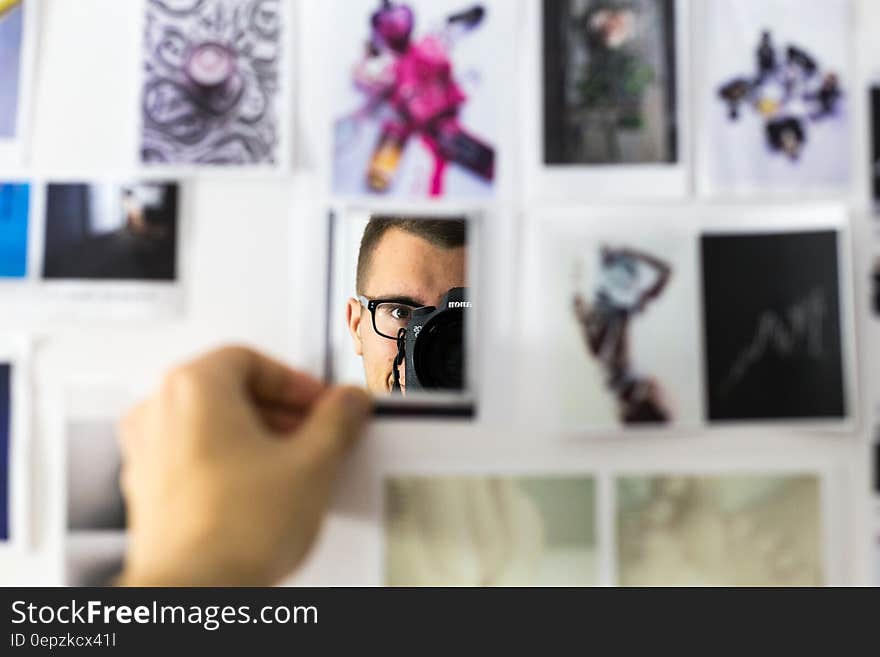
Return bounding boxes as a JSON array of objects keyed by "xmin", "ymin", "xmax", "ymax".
[{"xmin": 359, "ymin": 295, "xmax": 431, "ymax": 340}]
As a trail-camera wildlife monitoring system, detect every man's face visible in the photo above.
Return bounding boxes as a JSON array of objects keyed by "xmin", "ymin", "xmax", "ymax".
[{"xmin": 346, "ymin": 227, "xmax": 467, "ymax": 394}]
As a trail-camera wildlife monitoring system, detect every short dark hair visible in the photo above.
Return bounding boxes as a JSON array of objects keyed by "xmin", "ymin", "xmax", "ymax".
[{"xmin": 356, "ymin": 216, "xmax": 467, "ymax": 293}]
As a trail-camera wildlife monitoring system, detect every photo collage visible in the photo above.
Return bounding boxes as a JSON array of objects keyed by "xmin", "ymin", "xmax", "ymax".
[{"xmin": 0, "ymin": 0, "xmax": 877, "ymax": 587}]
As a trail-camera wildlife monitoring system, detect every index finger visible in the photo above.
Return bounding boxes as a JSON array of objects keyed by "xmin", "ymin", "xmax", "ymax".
[{"xmin": 192, "ymin": 345, "xmax": 326, "ymax": 410}]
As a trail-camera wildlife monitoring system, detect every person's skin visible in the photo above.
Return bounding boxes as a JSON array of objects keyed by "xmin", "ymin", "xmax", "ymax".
[
  {"xmin": 345, "ymin": 227, "xmax": 466, "ymax": 393},
  {"xmin": 116, "ymin": 346, "xmax": 372, "ymax": 586}
]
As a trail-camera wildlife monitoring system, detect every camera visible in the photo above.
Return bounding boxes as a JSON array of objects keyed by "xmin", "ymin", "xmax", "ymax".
[{"xmin": 399, "ymin": 287, "xmax": 470, "ymax": 392}]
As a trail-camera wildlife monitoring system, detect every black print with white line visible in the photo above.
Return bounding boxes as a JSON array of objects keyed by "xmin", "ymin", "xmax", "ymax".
[{"xmin": 701, "ymin": 230, "xmax": 845, "ymax": 422}]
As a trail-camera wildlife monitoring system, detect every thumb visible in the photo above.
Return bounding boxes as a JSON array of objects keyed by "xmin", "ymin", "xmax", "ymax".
[{"xmin": 294, "ymin": 385, "xmax": 372, "ymax": 465}]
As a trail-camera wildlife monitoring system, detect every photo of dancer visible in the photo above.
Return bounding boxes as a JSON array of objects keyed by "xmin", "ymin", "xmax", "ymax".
[
  {"xmin": 572, "ymin": 247, "xmax": 672, "ymax": 423},
  {"xmin": 518, "ymin": 211, "xmax": 701, "ymax": 431},
  {"xmin": 331, "ymin": 0, "xmax": 507, "ymax": 198}
]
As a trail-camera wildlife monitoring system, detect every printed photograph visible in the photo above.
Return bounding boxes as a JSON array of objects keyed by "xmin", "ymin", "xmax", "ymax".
[
  {"xmin": 522, "ymin": 218, "xmax": 701, "ymax": 430},
  {"xmin": 41, "ymin": 182, "xmax": 178, "ymax": 282},
  {"xmin": 0, "ymin": 363, "xmax": 9, "ymax": 541},
  {"xmin": 66, "ymin": 419, "xmax": 126, "ymax": 586},
  {"xmin": 0, "ymin": 182, "xmax": 28, "ymax": 278},
  {"xmin": 875, "ymin": 523, "xmax": 880, "ymax": 588},
  {"xmin": 331, "ymin": 0, "xmax": 504, "ymax": 198},
  {"xmin": 701, "ymin": 230, "xmax": 846, "ymax": 422},
  {"xmin": 872, "ymin": 85, "xmax": 880, "ymax": 210},
  {"xmin": 872, "ymin": 256, "xmax": 880, "ymax": 317},
  {"xmin": 542, "ymin": 0, "xmax": 678, "ymax": 165},
  {"xmin": 327, "ymin": 210, "xmax": 472, "ymax": 406},
  {"xmin": 140, "ymin": 0, "xmax": 284, "ymax": 166},
  {"xmin": 386, "ymin": 476, "xmax": 597, "ymax": 586},
  {"xmin": 0, "ymin": 0, "xmax": 23, "ymax": 140},
  {"xmin": 617, "ymin": 474, "xmax": 823, "ymax": 586},
  {"xmin": 703, "ymin": 0, "xmax": 851, "ymax": 193}
]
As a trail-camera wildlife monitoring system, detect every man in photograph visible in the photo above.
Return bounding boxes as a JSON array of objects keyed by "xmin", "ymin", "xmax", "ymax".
[{"xmin": 345, "ymin": 216, "xmax": 466, "ymax": 394}]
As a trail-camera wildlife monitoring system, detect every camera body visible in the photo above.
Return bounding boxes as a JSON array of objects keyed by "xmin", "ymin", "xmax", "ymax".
[{"xmin": 403, "ymin": 287, "xmax": 470, "ymax": 392}]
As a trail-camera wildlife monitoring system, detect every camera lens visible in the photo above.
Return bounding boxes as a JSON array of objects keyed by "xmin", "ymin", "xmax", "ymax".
[{"xmin": 411, "ymin": 308, "xmax": 464, "ymax": 390}]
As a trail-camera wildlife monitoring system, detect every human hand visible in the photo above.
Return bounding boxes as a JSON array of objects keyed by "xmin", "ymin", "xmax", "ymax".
[{"xmin": 116, "ymin": 346, "xmax": 372, "ymax": 586}]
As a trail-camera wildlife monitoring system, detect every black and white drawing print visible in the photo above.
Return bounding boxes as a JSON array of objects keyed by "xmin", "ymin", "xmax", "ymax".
[
  {"xmin": 140, "ymin": 0, "xmax": 283, "ymax": 166},
  {"xmin": 701, "ymin": 230, "xmax": 846, "ymax": 422}
]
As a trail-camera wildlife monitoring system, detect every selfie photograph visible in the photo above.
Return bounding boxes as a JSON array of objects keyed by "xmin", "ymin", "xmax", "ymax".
[{"xmin": 326, "ymin": 209, "xmax": 475, "ymax": 414}]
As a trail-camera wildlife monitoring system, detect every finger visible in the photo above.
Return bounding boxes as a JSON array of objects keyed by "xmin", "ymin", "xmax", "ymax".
[
  {"xmin": 293, "ymin": 386, "xmax": 372, "ymax": 465},
  {"xmin": 259, "ymin": 404, "xmax": 306, "ymax": 434},
  {"xmin": 196, "ymin": 345, "xmax": 326, "ymax": 408},
  {"xmin": 117, "ymin": 400, "xmax": 148, "ymax": 458}
]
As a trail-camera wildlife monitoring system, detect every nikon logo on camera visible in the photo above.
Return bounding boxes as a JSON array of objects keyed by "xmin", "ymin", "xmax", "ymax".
[{"xmin": 448, "ymin": 301, "xmax": 472, "ymax": 308}]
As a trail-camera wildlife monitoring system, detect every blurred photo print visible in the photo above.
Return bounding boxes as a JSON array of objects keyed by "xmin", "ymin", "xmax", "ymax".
[
  {"xmin": 140, "ymin": 0, "xmax": 286, "ymax": 168},
  {"xmin": 616, "ymin": 473, "xmax": 823, "ymax": 586},
  {"xmin": 327, "ymin": 210, "xmax": 474, "ymax": 414},
  {"xmin": 701, "ymin": 229, "xmax": 847, "ymax": 422},
  {"xmin": 0, "ymin": 0, "xmax": 37, "ymax": 163},
  {"xmin": 520, "ymin": 211, "xmax": 701, "ymax": 431},
  {"xmin": 700, "ymin": 0, "xmax": 851, "ymax": 195},
  {"xmin": 542, "ymin": 0, "xmax": 678, "ymax": 165},
  {"xmin": 0, "ymin": 0, "xmax": 24, "ymax": 142},
  {"xmin": 0, "ymin": 339, "xmax": 26, "ymax": 548},
  {"xmin": 0, "ymin": 182, "xmax": 29, "ymax": 279},
  {"xmin": 0, "ymin": 361, "xmax": 10, "ymax": 542},
  {"xmin": 66, "ymin": 418, "xmax": 126, "ymax": 586},
  {"xmin": 385, "ymin": 476, "xmax": 597, "ymax": 586},
  {"xmin": 871, "ymin": 84, "xmax": 880, "ymax": 211},
  {"xmin": 41, "ymin": 182, "xmax": 178, "ymax": 282},
  {"xmin": 331, "ymin": 0, "xmax": 507, "ymax": 199}
]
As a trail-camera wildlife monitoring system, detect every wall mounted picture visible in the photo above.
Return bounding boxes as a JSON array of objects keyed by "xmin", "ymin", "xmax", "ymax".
[
  {"xmin": 139, "ymin": 0, "xmax": 288, "ymax": 169},
  {"xmin": 871, "ymin": 85, "xmax": 880, "ymax": 211},
  {"xmin": 66, "ymin": 419, "xmax": 126, "ymax": 586},
  {"xmin": 0, "ymin": 361, "xmax": 10, "ymax": 542},
  {"xmin": 0, "ymin": 337, "xmax": 27, "ymax": 549},
  {"xmin": 543, "ymin": 0, "xmax": 678, "ymax": 166},
  {"xmin": 698, "ymin": 0, "xmax": 851, "ymax": 196},
  {"xmin": 327, "ymin": 208, "xmax": 475, "ymax": 416},
  {"xmin": 701, "ymin": 229, "xmax": 846, "ymax": 422},
  {"xmin": 0, "ymin": 0, "xmax": 24, "ymax": 141},
  {"xmin": 0, "ymin": 0, "xmax": 37, "ymax": 162},
  {"xmin": 0, "ymin": 182, "xmax": 28, "ymax": 278},
  {"xmin": 330, "ymin": 0, "xmax": 509, "ymax": 199},
  {"xmin": 616, "ymin": 473, "xmax": 823, "ymax": 586},
  {"xmin": 41, "ymin": 182, "xmax": 178, "ymax": 282},
  {"xmin": 518, "ymin": 209, "xmax": 701, "ymax": 431},
  {"xmin": 385, "ymin": 475, "xmax": 597, "ymax": 586}
]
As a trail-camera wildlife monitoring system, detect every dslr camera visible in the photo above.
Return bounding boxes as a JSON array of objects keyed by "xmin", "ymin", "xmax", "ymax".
[{"xmin": 395, "ymin": 287, "xmax": 470, "ymax": 392}]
